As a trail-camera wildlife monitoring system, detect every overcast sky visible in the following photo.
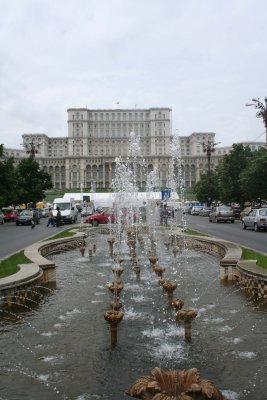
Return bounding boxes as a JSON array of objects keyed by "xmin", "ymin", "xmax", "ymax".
[{"xmin": 1, "ymin": 0, "xmax": 267, "ymax": 149}]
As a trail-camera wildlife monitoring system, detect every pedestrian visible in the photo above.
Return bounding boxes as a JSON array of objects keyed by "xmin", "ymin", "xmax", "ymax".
[
  {"xmin": 47, "ymin": 207, "xmax": 55, "ymax": 227},
  {"xmin": 56, "ymin": 207, "xmax": 62, "ymax": 227},
  {"xmin": 160, "ymin": 203, "xmax": 168, "ymax": 226},
  {"xmin": 32, "ymin": 210, "xmax": 38, "ymax": 228},
  {"xmin": 29, "ymin": 208, "xmax": 34, "ymax": 228}
]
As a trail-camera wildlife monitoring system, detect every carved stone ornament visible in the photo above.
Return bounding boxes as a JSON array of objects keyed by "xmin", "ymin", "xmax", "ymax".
[{"xmin": 126, "ymin": 367, "xmax": 224, "ymax": 399}]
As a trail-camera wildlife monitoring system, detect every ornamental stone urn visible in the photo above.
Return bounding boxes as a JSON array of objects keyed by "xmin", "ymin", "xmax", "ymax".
[{"xmin": 126, "ymin": 367, "xmax": 224, "ymax": 400}]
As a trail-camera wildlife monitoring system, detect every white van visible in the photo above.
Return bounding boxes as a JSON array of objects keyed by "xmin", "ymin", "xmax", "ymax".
[{"xmin": 52, "ymin": 197, "xmax": 78, "ymax": 224}]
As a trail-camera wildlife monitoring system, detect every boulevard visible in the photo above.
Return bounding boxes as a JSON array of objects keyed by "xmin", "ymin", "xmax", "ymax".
[
  {"xmin": 0, "ymin": 214, "xmax": 266, "ymax": 260},
  {"xmin": 187, "ymin": 215, "xmax": 267, "ymax": 255},
  {"xmin": 0, "ymin": 217, "xmax": 82, "ymax": 260}
]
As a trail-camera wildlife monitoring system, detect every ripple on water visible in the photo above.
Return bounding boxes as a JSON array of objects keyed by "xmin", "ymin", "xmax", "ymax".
[
  {"xmin": 225, "ymin": 337, "xmax": 243, "ymax": 344},
  {"xmin": 124, "ymin": 307, "xmax": 146, "ymax": 320},
  {"xmin": 41, "ymin": 331, "xmax": 57, "ymax": 337},
  {"xmin": 221, "ymin": 389, "xmax": 239, "ymax": 399},
  {"xmin": 131, "ymin": 294, "xmax": 145, "ymax": 302},
  {"xmin": 37, "ymin": 374, "xmax": 50, "ymax": 382},
  {"xmin": 217, "ymin": 325, "xmax": 233, "ymax": 333},
  {"xmin": 59, "ymin": 308, "xmax": 81, "ymax": 320},
  {"xmin": 40, "ymin": 355, "xmax": 64, "ymax": 364},
  {"xmin": 233, "ymin": 351, "xmax": 257, "ymax": 359},
  {"xmin": 76, "ymin": 394, "xmax": 102, "ymax": 399}
]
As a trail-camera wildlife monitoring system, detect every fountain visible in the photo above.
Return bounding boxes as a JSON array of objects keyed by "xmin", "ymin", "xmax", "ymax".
[
  {"xmin": 172, "ymin": 298, "xmax": 185, "ymax": 311},
  {"xmin": 126, "ymin": 367, "xmax": 224, "ymax": 400},
  {"xmin": 0, "ymin": 132, "xmax": 266, "ymax": 399},
  {"xmin": 176, "ymin": 309, "xmax": 198, "ymax": 342},
  {"xmin": 79, "ymin": 242, "xmax": 86, "ymax": 257},
  {"xmin": 162, "ymin": 279, "xmax": 178, "ymax": 306},
  {"xmin": 104, "ymin": 310, "xmax": 124, "ymax": 346},
  {"xmin": 153, "ymin": 263, "xmax": 166, "ymax": 278}
]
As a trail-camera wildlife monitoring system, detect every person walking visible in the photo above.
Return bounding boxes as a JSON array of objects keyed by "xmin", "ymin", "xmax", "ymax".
[
  {"xmin": 160, "ymin": 203, "xmax": 168, "ymax": 226},
  {"xmin": 32, "ymin": 210, "xmax": 38, "ymax": 228},
  {"xmin": 29, "ymin": 208, "xmax": 34, "ymax": 229},
  {"xmin": 47, "ymin": 207, "xmax": 55, "ymax": 227},
  {"xmin": 56, "ymin": 207, "xmax": 62, "ymax": 227}
]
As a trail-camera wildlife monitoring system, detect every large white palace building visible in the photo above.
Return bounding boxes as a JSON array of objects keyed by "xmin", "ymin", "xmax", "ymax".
[{"xmin": 4, "ymin": 107, "xmax": 265, "ymax": 190}]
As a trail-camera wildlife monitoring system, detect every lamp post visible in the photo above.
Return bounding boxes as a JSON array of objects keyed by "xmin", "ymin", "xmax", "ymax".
[
  {"xmin": 246, "ymin": 97, "xmax": 267, "ymax": 144},
  {"xmin": 202, "ymin": 140, "xmax": 220, "ymax": 206},
  {"xmin": 24, "ymin": 141, "xmax": 39, "ymax": 159}
]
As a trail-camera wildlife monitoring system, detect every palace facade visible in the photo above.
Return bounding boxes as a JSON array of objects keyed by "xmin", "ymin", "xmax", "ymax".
[{"xmin": 4, "ymin": 107, "xmax": 265, "ymax": 190}]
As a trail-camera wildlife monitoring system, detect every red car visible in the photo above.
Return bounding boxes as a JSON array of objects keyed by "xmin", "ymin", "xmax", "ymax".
[
  {"xmin": 85, "ymin": 209, "xmax": 115, "ymax": 226},
  {"xmin": 2, "ymin": 208, "xmax": 19, "ymax": 222},
  {"xmin": 85, "ymin": 207, "xmax": 137, "ymax": 226}
]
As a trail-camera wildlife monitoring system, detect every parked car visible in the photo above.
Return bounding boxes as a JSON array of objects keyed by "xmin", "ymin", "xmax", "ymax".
[
  {"xmin": 16, "ymin": 209, "xmax": 40, "ymax": 226},
  {"xmin": 0, "ymin": 211, "xmax": 4, "ymax": 224},
  {"xmin": 37, "ymin": 207, "xmax": 49, "ymax": 218},
  {"xmin": 199, "ymin": 207, "xmax": 212, "ymax": 217},
  {"xmin": 85, "ymin": 207, "xmax": 136, "ymax": 226},
  {"xmin": 242, "ymin": 208, "xmax": 267, "ymax": 231},
  {"xmin": 2, "ymin": 207, "xmax": 19, "ymax": 222},
  {"xmin": 85, "ymin": 208, "xmax": 115, "ymax": 226},
  {"xmin": 209, "ymin": 205, "xmax": 235, "ymax": 223},
  {"xmin": 190, "ymin": 206, "xmax": 203, "ymax": 215}
]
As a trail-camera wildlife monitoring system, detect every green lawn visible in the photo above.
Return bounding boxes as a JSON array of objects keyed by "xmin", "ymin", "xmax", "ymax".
[
  {"xmin": 0, "ymin": 251, "xmax": 31, "ymax": 278},
  {"xmin": 241, "ymin": 247, "xmax": 267, "ymax": 269}
]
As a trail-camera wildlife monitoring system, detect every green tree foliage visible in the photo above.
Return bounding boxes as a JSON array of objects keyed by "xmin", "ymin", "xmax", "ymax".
[
  {"xmin": 193, "ymin": 171, "xmax": 219, "ymax": 203},
  {"xmin": 239, "ymin": 147, "xmax": 267, "ymax": 201},
  {"xmin": 216, "ymin": 144, "xmax": 252, "ymax": 205},
  {"xmin": 0, "ymin": 157, "xmax": 18, "ymax": 208},
  {"xmin": 15, "ymin": 158, "xmax": 53, "ymax": 206}
]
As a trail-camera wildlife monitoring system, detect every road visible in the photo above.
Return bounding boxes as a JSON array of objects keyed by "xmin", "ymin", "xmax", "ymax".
[
  {"xmin": 186, "ymin": 215, "xmax": 267, "ymax": 254},
  {"xmin": 0, "ymin": 216, "xmax": 83, "ymax": 260},
  {"xmin": 0, "ymin": 214, "xmax": 266, "ymax": 260}
]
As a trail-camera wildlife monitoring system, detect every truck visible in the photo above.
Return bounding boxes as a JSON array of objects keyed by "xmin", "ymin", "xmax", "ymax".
[{"xmin": 52, "ymin": 197, "xmax": 78, "ymax": 224}]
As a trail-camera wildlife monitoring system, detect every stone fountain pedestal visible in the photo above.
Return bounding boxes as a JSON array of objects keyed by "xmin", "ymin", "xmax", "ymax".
[{"xmin": 104, "ymin": 310, "xmax": 124, "ymax": 346}]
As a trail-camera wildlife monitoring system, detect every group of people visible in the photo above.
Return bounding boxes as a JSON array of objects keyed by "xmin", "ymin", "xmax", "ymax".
[
  {"xmin": 47, "ymin": 207, "xmax": 62, "ymax": 227},
  {"xmin": 28, "ymin": 207, "xmax": 62, "ymax": 229}
]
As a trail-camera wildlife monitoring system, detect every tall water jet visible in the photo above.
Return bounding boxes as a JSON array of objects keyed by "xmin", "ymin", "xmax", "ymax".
[{"xmin": 107, "ymin": 236, "xmax": 116, "ymax": 257}]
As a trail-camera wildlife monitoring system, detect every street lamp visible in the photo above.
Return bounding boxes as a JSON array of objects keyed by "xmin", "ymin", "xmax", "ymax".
[
  {"xmin": 23, "ymin": 140, "xmax": 40, "ymax": 159},
  {"xmin": 202, "ymin": 139, "xmax": 220, "ymax": 206},
  {"xmin": 246, "ymin": 97, "xmax": 267, "ymax": 144}
]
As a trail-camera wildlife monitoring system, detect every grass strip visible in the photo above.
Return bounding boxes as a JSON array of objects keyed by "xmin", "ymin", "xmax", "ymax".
[
  {"xmin": 184, "ymin": 228, "xmax": 210, "ymax": 236},
  {"xmin": 0, "ymin": 251, "xmax": 31, "ymax": 278},
  {"xmin": 241, "ymin": 247, "xmax": 267, "ymax": 269},
  {"xmin": 46, "ymin": 229, "xmax": 77, "ymax": 240}
]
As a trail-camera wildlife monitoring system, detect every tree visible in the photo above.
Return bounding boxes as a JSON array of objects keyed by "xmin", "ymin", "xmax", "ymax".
[
  {"xmin": 193, "ymin": 171, "xmax": 219, "ymax": 203},
  {"xmin": 239, "ymin": 147, "xmax": 267, "ymax": 202},
  {"xmin": 216, "ymin": 144, "xmax": 252, "ymax": 206},
  {"xmin": 0, "ymin": 157, "xmax": 18, "ymax": 208},
  {"xmin": 15, "ymin": 158, "xmax": 53, "ymax": 206}
]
